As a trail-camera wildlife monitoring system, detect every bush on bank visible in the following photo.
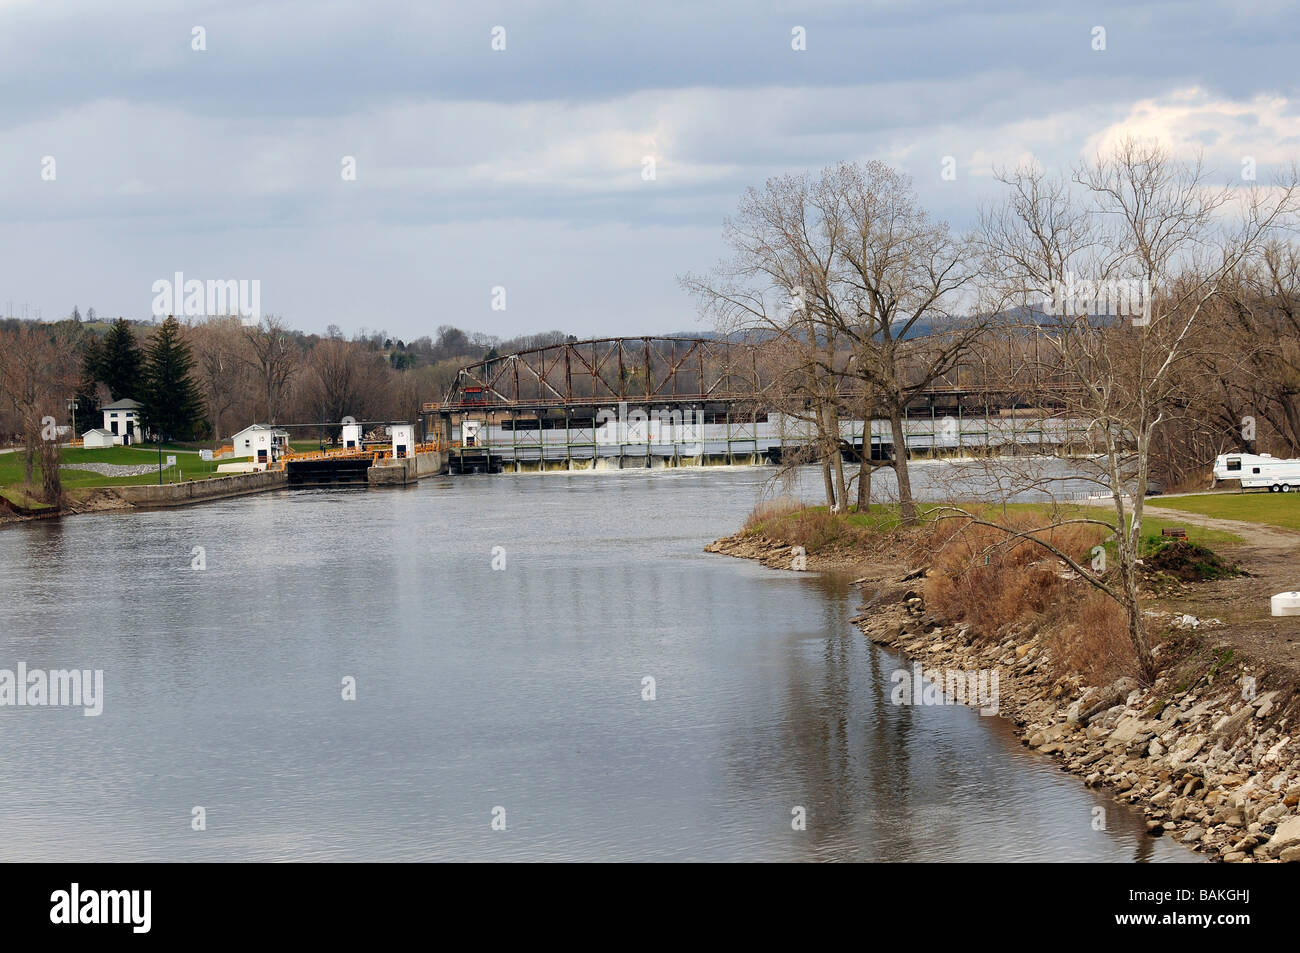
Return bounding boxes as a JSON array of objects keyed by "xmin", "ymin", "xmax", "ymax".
[{"xmin": 741, "ymin": 499, "xmax": 1237, "ymax": 683}]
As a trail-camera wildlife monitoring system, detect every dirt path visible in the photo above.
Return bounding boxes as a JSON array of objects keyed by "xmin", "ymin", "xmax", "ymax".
[
  {"xmin": 1087, "ymin": 498, "xmax": 1300, "ymax": 674},
  {"xmin": 1137, "ymin": 498, "xmax": 1300, "ymax": 552}
]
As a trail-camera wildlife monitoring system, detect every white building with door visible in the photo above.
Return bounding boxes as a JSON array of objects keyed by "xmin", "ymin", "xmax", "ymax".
[
  {"xmin": 101, "ymin": 398, "xmax": 143, "ymax": 445},
  {"xmin": 231, "ymin": 424, "xmax": 290, "ymax": 464},
  {"xmin": 391, "ymin": 423, "xmax": 414, "ymax": 458}
]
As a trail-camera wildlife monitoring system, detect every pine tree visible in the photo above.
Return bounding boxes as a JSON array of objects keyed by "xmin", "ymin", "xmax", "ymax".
[
  {"xmin": 100, "ymin": 318, "xmax": 143, "ymax": 400},
  {"xmin": 73, "ymin": 337, "xmax": 103, "ymax": 433},
  {"xmin": 141, "ymin": 316, "xmax": 205, "ymax": 440}
]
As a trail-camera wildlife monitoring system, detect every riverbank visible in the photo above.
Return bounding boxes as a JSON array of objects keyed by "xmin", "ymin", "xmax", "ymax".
[
  {"xmin": 1, "ymin": 448, "xmax": 448, "ymax": 526},
  {"xmin": 0, "ymin": 469, "xmax": 289, "ymax": 525},
  {"xmin": 707, "ymin": 509, "xmax": 1300, "ymax": 863}
]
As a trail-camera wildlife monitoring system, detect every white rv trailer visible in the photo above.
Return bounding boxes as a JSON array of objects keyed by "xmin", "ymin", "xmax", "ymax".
[{"xmin": 1213, "ymin": 453, "xmax": 1300, "ymax": 492}]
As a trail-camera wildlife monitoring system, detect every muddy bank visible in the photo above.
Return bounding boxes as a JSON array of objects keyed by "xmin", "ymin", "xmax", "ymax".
[
  {"xmin": 707, "ymin": 530, "xmax": 1300, "ymax": 863},
  {"xmin": 1, "ymin": 488, "xmax": 139, "ymax": 525}
]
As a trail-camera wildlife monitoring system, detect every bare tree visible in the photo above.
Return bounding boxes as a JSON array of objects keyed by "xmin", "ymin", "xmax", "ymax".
[
  {"xmin": 813, "ymin": 162, "xmax": 980, "ymax": 523},
  {"xmin": 242, "ymin": 315, "xmax": 299, "ymax": 424},
  {"xmin": 685, "ymin": 163, "xmax": 980, "ymax": 518},
  {"xmin": 681, "ymin": 171, "xmax": 851, "ymax": 509},
  {"xmin": 972, "ymin": 141, "xmax": 1300, "ymax": 680},
  {"xmin": 1205, "ymin": 240, "xmax": 1300, "ymax": 456},
  {"xmin": 191, "ymin": 316, "xmax": 251, "ymax": 440},
  {"xmin": 0, "ymin": 323, "xmax": 77, "ymax": 500}
]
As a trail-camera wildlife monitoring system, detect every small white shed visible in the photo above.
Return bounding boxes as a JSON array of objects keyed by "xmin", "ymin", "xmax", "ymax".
[
  {"xmin": 341, "ymin": 422, "xmax": 364, "ymax": 449},
  {"xmin": 82, "ymin": 428, "xmax": 116, "ymax": 449},
  {"xmin": 391, "ymin": 423, "xmax": 414, "ymax": 458},
  {"xmin": 231, "ymin": 424, "xmax": 287, "ymax": 463}
]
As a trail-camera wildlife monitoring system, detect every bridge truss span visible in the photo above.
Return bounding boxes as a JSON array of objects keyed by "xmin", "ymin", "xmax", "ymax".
[{"xmin": 421, "ymin": 336, "xmax": 1088, "ymax": 474}]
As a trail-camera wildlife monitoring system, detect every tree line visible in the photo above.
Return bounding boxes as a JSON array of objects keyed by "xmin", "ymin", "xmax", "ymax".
[{"xmin": 0, "ymin": 314, "xmax": 569, "ymax": 504}]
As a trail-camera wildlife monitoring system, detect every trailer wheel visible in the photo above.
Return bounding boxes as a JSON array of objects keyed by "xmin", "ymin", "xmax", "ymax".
[{"xmin": 1284, "ymin": 484, "xmax": 1293, "ymax": 493}]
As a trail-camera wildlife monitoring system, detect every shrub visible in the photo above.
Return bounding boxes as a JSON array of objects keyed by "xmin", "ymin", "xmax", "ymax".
[
  {"xmin": 742, "ymin": 498, "xmax": 805, "ymax": 536},
  {"xmin": 1044, "ymin": 591, "xmax": 1137, "ymax": 685},
  {"xmin": 924, "ymin": 510, "xmax": 1106, "ymax": 639}
]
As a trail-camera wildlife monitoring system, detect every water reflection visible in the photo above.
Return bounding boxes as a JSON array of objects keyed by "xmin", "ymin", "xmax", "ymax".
[{"xmin": 0, "ymin": 467, "xmax": 1197, "ymax": 861}]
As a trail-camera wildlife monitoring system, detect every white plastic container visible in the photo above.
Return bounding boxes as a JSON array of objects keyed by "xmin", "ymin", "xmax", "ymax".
[{"xmin": 1270, "ymin": 592, "xmax": 1300, "ymax": 617}]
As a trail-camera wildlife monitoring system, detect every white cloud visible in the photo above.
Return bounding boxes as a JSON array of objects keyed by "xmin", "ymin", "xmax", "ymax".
[{"xmin": 1083, "ymin": 86, "xmax": 1300, "ymax": 171}]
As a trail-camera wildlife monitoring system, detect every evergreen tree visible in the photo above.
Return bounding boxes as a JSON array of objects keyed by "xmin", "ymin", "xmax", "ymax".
[
  {"xmin": 100, "ymin": 318, "xmax": 143, "ymax": 400},
  {"xmin": 141, "ymin": 316, "xmax": 205, "ymax": 440},
  {"xmin": 73, "ymin": 337, "xmax": 103, "ymax": 433}
]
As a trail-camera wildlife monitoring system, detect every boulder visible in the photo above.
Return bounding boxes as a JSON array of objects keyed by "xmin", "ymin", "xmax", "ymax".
[
  {"xmin": 1168, "ymin": 735, "xmax": 1207, "ymax": 769},
  {"xmin": 1257, "ymin": 816, "xmax": 1300, "ymax": 859},
  {"xmin": 1110, "ymin": 716, "xmax": 1157, "ymax": 746},
  {"xmin": 1211, "ymin": 706, "xmax": 1254, "ymax": 741}
]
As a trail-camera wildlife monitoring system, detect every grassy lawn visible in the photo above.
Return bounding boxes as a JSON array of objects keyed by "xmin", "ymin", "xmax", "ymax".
[
  {"xmin": 991, "ymin": 501, "xmax": 1244, "ymax": 550},
  {"xmin": 0, "ymin": 446, "xmax": 232, "ymax": 498},
  {"xmin": 1147, "ymin": 492, "xmax": 1300, "ymax": 532},
  {"xmin": 0, "ymin": 485, "xmax": 56, "ymax": 510}
]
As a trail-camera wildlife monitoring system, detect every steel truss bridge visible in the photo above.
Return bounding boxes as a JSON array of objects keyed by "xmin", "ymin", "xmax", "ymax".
[{"xmin": 420, "ymin": 337, "xmax": 1084, "ymax": 473}]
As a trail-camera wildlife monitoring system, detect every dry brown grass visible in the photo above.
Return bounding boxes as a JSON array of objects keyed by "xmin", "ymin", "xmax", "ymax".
[
  {"xmin": 742, "ymin": 498, "xmax": 806, "ymax": 535},
  {"xmin": 1043, "ymin": 592, "xmax": 1137, "ymax": 686},
  {"xmin": 739, "ymin": 499, "xmax": 1141, "ymax": 682},
  {"xmin": 743, "ymin": 499, "xmax": 893, "ymax": 555},
  {"xmin": 924, "ymin": 511, "xmax": 1107, "ymax": 640}
]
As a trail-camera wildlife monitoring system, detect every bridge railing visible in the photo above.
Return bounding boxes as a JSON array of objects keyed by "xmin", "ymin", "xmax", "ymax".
[{"xmin": 281, "ymin": 440, "xmax": 449, "ymax": 464}]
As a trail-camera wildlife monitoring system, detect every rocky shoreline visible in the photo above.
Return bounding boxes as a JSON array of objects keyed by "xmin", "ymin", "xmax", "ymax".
[{"xmin": 707, "ymin": 531, "xmax": 1300, "ymax": 863}]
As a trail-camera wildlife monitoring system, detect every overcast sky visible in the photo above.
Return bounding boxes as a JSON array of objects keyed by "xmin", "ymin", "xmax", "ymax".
[{"xmin": 3, "ymin": 0, "xmax": 1298, "ymax": 341}]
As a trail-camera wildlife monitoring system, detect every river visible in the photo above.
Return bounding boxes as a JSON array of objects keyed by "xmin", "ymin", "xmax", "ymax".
[{"xmin": 0, "ymin": 464, "xmax": 1196, "ymax": 861}]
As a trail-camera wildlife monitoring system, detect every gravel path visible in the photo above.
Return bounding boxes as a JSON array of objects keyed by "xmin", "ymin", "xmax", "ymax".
[{"xmin": 60, "ymin": 462, "xmax": 160, "ymax": 477}]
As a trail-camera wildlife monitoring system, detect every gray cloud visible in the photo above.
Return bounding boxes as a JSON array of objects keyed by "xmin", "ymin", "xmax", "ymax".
[{"xmin": 2, "ymin": 0, "xmax": 1298, "ymax": 338}]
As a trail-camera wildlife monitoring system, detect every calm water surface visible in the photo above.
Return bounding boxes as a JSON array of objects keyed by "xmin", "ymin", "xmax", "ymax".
[{"xmin": 0, "ymin": 466, "xmax": 1196, "ymax": 861}]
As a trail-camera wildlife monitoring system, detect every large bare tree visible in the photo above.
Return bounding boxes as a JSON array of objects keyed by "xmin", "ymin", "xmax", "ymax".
[
  {"xmin": 190, "ymin": 316, "xmax": 252, "ymax": 440},
  {"xmin": 684, "ymin": 162, "xmax": 978, "ymax": 517},
  {"xmin": 242, "ymin": 315, "xmax": 299, "ymax": 424},
  {"xmin": 812, "ymin": 162, "xmax": 980, "ymax": 523},
  {"xmin": 0, "ymin": 322, "xmax": 77, "ymax": 501},
  {"xmin": 970, "ymin": 140, "xmax": 1300, "ymax": 679}
]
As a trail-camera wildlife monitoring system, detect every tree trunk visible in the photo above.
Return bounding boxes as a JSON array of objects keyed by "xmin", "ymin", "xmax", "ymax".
[
  {"xmin": 23, "ymin": 424, "xmax": 35, "ymax": 485},
  {"xmin": 856, "ymin": 446, "xmax": 871, "ymax": 511},
  {"xmin": 889, "ymin": 407, "xmax": 917, "ymax": 523},
  {"xmin": 856, "ymin": 396, "xmax": 874, "ymax": 511},
  {"xmin": 826, "ymin": 406, "xmax": 846, "ymax": 511},
  {"xmin": 1120, "ymin": 559, "xmax": 1157, "ymax": 680},
  {"xmin": 822, "ymin": 456, "xmax": 836, "ymax": 510},
  {"xmin": 40, "ymin": 438, "xmax": 62, "ymax": 507}
]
